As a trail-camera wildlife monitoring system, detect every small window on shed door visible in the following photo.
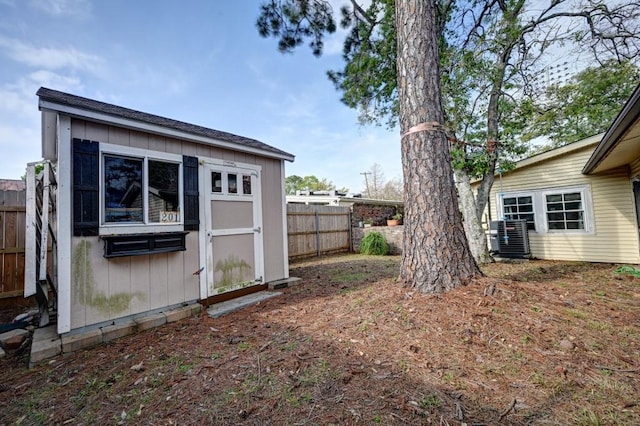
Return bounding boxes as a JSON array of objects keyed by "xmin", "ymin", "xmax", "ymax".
[
  {"xmin": 212, "ymin": 172, "xmax": 222, "ymax": 193},
  {"xmin": 228, "ymin": 173, "xmax": 238, "ymax": 194},
  {"xmin": 242, "ymin": 175, "xmax": 252, "ymax": 195}
]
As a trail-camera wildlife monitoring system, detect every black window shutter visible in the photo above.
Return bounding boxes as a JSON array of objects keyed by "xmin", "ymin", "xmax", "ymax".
[
  {"xmin": 183, "ymin": 155, "xmax": 199, "ymax": 231},
  {"xmin": 73, "ymin": 138, "xmax": 99, "ymax": 236}
]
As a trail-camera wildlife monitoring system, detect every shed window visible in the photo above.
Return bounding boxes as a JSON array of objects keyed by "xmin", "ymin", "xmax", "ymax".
[
  {"xmin": 148, "ymin": 160, "xmax": 180, "ymax": 223},
  {"xmin": 104, "ymin": 155, "xmax": 144, "ymax": 223},
  {"xmin": 104, "ymin": 155, "xmax": 181, "ymax": 225},
  {"xmin": 99, "ymin": 144, "xmax": 185, "ymax": 235},
  {"xmin": 210, "ymin": 170, "xmax": 254, "ymax": 196}
]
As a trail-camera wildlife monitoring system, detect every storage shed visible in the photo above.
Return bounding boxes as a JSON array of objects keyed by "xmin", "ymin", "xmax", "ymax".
[{"xmin": 28, "ymin": 87, "xmax": 294, "ymax": 335}]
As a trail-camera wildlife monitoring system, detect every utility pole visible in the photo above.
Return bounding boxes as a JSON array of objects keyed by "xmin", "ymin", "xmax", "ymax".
[{"xmin": 360, "ymin": 172, "xmax": 371, "ymax": 197}]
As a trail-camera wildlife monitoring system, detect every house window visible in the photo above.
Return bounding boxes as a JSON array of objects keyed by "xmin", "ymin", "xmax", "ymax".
[
  {"xmin": 545, "ymin": 192, "xmax": 584, "ymax": 230},
  {"xmin": 100, "ymin": 144, "xmax": 183, "ymax": 234},
  {"xmin": 502, "ymin": 195, "xmax": 535, "ymax": 230},
  {"xmin": 497, "ymin": 185, "xmax": 593, "ymax": 234}
]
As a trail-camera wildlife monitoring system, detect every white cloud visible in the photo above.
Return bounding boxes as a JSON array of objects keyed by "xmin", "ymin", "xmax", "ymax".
[
  {"xmin": 29, "ymin": 0, "xmax": 91, "ymax": 19},
  {"xmin": 0, "ymin": 37, "xmax": 103, "ymax": 73}
]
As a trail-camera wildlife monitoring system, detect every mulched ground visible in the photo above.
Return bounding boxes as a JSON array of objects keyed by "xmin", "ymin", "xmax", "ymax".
[{"xmin": 1, "ymin": 254, "xmax": 639, "ymax": 425}]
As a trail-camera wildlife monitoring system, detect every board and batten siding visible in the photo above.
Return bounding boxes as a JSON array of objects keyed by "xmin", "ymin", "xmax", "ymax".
[
  {"xmin": 488, "ymin": 144, "xmax": 640, "ymax": 264},
  {"xmin": 68, "ymin": 119, "xmax": 286, "ymax": 329}
]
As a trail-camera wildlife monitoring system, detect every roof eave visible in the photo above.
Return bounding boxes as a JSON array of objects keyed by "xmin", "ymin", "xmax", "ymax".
[{"xmin": 583, "ymin": 83, "xmax": 640, "ymax": 174}]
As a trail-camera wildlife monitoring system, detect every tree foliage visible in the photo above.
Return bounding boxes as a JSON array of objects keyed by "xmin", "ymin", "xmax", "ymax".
[
  {"xmin": 285, "ymin": 174, "xmax": 345, "ymax": 194},
  {"xmin": 522, "ymin": 60, "xmax": 640, "ymax": 149}
]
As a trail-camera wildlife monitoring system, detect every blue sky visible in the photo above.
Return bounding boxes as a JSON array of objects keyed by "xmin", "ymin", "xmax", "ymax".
[{"xmin": 0, "ymin": 0, "xmax": 401, "ymax": 192}]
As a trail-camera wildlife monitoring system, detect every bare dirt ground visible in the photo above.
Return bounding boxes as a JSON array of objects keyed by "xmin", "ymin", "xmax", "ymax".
[{"xmin": 1, "ymin": 254, "xmax": 639, "ymax": 425}]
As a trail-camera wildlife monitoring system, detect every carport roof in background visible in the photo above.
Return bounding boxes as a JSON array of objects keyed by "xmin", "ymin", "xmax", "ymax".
[{"xmin": 36, "ymin": 87, "xmax": 294, "ymax": 162}]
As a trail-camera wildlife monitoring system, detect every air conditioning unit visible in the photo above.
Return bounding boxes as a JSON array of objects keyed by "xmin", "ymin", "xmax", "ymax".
[{"xmin": 490, "ymin": 220, "xmax": 530, "ymax": 258}]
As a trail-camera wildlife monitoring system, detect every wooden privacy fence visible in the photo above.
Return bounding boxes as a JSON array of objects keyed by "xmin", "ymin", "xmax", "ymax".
[
  {"xmin": 1, "ymin": 190, "xmax": 26, "ymax": 300},
  {"xmin": 287, "ymin": 204, "xmax": 351, "ymax": 259}
]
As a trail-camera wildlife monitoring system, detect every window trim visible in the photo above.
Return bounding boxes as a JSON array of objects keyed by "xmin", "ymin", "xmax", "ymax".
[
  {"xmin": 496, "ymin": 185, "xmax": 594, "ymax": 235},
  {"xmin": 541, "ymin": 186, "xmax": 594, "ymax": 234},
  {"xmin": 99, "ymin": 143, "xmax": 184, "ymax": 235}
]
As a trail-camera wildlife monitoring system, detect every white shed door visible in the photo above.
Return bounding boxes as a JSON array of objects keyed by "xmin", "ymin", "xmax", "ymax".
[{"xmin": 204, "ymin": 163, "xmax": 263, "ymax": 297}]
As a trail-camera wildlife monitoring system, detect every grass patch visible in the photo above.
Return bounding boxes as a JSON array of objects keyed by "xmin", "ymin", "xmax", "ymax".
[{"xmin": 332, "ymin": 271, "xmax": 368, "ymax": 282}]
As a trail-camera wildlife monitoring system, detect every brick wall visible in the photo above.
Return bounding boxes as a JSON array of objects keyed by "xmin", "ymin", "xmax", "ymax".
[{"xmin": 351, "ymin": 203, "xmax": 402, "ymax": 227}]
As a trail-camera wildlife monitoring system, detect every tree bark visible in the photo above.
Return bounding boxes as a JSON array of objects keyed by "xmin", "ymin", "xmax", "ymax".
[
  {"xmin": 453, "ymin": 169, "xmax": 492, "ymax": 265},
  {"xmin": 396, "ymin": 0, "xmax": 480, "ymax": 292}
]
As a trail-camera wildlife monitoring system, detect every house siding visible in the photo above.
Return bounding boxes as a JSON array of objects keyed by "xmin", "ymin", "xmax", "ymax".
[
  {"xmin": 488, "ymin": 144, "xmax": 640, "ymax": 264},
  {"xmin": 630, "ymin": 157, "xmax": 640, "ymax": 178},
  {"xmin": 67, "ymin": 118, "xmax": 286, "ymax": 329}
]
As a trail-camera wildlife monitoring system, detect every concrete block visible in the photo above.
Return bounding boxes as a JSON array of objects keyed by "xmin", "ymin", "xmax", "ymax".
[
  {"xmin": 30, "ymin": 327, "xmax": 61, "ymax": 364},
  {"xmin": 163, "ymin": 306, "xmax": 191, "ymax": 323},
  {"xmin": 0, "ymin": 328, "xmax": 30, "ymax": 350},
  {"xmin": 61, "ymin": 328, "xmax": 102, "ymax": 353},
  {"xmin": 135, "ymin": 313, "xmax": 167, "ymax": 332},
  {"xmin": 101, "ymin": 322, "xmax": 136, "ymax": 342},
  {"xmin": 190, "ymin": 303, "xmax": 203, "ymax": 316},
  {"xmin": 268, "ymin": 277, "xmax": 302, "ymax": 290}
]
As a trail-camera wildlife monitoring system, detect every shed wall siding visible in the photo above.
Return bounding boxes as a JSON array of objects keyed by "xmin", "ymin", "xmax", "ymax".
[
  {"xmin": 67, "ymin": 119, "xmax": 286, "ymax": 328},
  {"xmin": 489, "ymin": 145, "xmax": 640, "ymax": 264},
  {"xmin": 69, "ymin": 232, "xmax": 199, "ymax": 329}
]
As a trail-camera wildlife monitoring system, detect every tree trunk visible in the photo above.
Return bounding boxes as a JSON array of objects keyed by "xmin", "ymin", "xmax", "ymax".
[
  {"xmin": 453, "ymin": 169, "xmax": 493, "ymax": 265},
  {"xmin": 396, "ymin": 0, "xmax": 480, "ymax": 292}
]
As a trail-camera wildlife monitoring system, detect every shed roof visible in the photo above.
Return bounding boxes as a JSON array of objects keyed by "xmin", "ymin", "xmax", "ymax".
[
  {"xmin": 0, "ymin": 179, "xmax": 25, "ymax": 191},
  {"xmin": 37, "ymin": 87, "xmax": 294, "ymax": 162}
]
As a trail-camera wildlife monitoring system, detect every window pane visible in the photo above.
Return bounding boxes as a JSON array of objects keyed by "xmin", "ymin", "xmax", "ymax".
[
  {"xmin": 521, "ymin": 213, "xmax": 534, "ymax": 222},
  {"xmin": 547, "ymin": 202, "xmax": 564, "ymax": 211},
  {"xmin": 546, "ymin": 194, "xmax": 562, "ymax": 203},
  {"xmin": 104, "ymin": 156, "xmax": 143, "ymax": 223},
  {"xmin": 228, "ymin": 174, "xmax": 238, "ymax": 194},
  {"xmin": 547, "ymin": 212, "xmax": 564, "ymax": 221},
  {"xmin": 212, "ymin": 172, "xmax": 222, "ymax": 193},
  {"xmin": 242, "ymin": 175, "xmax": 252, "ymax": 195},
  {"xmin": 503, "ymin": 197, "xmax": 516, "ymax": 205},
  {"xmin": 564, "ymin": 192, "xmax": 581, "ymax": 201},
  {"xmin": 548, "ymin": 221, "xmax": 565, "ymax": 230},
  {"xmin": 519, "ymin": 204, "xmax": 533, "ymax": 212},
  {"xmin": 565, "ymin": 201, "xmax": 582, "ymax": 210},
  {"xmin": 517, "ymin": 196, "xmax": 532, "ymax": 204},
  {"xmin": 565, "ymin": 211, "xmax": 582, "ymax": 221},
  {"xmin": 148, "ymin": 160, "xmax": 180, "ymax": 223},
  {"xmin": 566, "ymin": 221, "xmax": 584, "ymax": 230}
]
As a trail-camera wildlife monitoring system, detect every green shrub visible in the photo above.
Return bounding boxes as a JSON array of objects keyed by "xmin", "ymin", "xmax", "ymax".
[
  {"xmin": 360, "ymin": 232, "xmax": 389, "ymax": 256},
  {"xmin": 615, "ymin": 265, "xmax": 640, "ymax": 277}
]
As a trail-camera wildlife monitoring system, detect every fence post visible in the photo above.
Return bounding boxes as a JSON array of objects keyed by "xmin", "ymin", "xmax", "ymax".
[
  {"xmin": 348, "ymin": 210, "xmax": 353, "ymax": 253},
  {"xmin": 315, "ymin": 210, "xmax": 320, "ymax": 256}
]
